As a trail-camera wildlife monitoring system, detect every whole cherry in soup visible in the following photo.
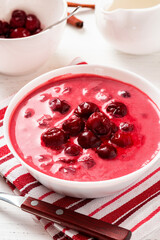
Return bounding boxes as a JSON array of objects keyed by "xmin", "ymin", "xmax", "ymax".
[
  {"xmin": 96, "ymin": 143, "xmax": 117, "ymax": 159},
  {"xmin": 110, "ymin": 122, "xmax": 119, "ymax": 133},
  {"xmin": 41, "ymin": 127, "xmax": 68, "ymax": 148},
  {"xmin": 118, "ymin": 90, "xmax": 131, "ymax": 98},
  {"xmin": 49, "ymin": 98, "xmax": 70, "ymax": 114},
  {"xmin": 111, "ymin": 132, "xmax": 133, "ymax": 148},
  {"xmin": 78, "ymin": 130, "xmax": 102, "ymax": 149},
  {"xmin": 62, "ymin": 115, "xmax": 85, "ymax": 136},
  {"xmin": 106, "ymin": 101, "xmax": 127, "ymax": 118},
  {"xmin": 120, "ymin": 122, "xmax": 134, "ymax": 132},
  {"xmin": 64, "ymin": 144, "xmax": 81, "ymax": 156},
  {"xmin": 86, "ymin": 112, "xmax": 111, "ymax": 136},
  {"xmin": 74, "ymin": 102, "xmax": 100, "ymax": 119}
]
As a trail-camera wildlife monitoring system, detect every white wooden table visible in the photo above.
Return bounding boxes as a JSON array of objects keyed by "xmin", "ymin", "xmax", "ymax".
[{"xmin": 0, "ymin": 8, "xmax": 160, "ymax": 240}]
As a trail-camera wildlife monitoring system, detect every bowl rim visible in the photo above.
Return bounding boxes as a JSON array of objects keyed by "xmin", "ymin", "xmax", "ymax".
[
  {"xmin": 4, "ymin": 64, "xmax": 160, "ymax": 187},
  {"xmin": 0, "ymin": 0, "xmax": 67, "ymax": 41}
]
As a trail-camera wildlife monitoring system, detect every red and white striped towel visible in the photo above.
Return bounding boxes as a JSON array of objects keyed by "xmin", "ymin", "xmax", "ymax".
[{"xmin": 0, "ymin": 58, "xmax": 160, "ymax": 240}]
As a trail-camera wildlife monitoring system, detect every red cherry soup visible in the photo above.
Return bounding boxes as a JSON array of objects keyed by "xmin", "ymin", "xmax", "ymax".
[{"xmin": 9, "ymin": 74, "xmax": 160, "ymax": 181}]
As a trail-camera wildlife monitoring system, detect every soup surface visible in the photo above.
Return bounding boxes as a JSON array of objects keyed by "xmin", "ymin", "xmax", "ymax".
[{"xmin": 9, "ymin": 74, "xmax": 160, "ymax": 181}]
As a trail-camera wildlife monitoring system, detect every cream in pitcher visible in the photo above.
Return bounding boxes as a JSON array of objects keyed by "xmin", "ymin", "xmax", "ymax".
[
  {"xmin": 108, "ymin": 0, "xmax": 160, "ymax": 10},
  {"xmin": 95, "ymin": 0, "xmax": 160, "ymax": 54}
]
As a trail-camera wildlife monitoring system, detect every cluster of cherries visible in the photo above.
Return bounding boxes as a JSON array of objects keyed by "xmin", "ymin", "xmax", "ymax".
[
  {"xmin": 0, "ymin": 9, "xmax": 42, "ymax": 38},
  {"xmin": 41, "ymin": 91, "xmax": 134, "ymax": 163}
]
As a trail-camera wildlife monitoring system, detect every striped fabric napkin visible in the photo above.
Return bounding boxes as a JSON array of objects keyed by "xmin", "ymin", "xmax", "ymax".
[{"xmin": 0, "ymin": 58, "xmax": 160, "ymax": 240}]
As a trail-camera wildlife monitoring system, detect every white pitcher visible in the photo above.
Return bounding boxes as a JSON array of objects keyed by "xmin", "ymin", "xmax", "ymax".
[{"xmin": 95, "ymin": 0, "xmax": 160, "ymax": 54}]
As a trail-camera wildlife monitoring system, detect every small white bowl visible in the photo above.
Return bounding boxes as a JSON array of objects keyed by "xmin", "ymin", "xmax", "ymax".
[
  {"xmin": 95, "ymin": 0, "xmax": 160, "ymax": 55},
  {"xmin": 0, "ymin": 0, "xmax": 67, "ymax": 75},
  {"xmin": 4, "ymin": 64, "xmax": 160, "ymax": 198}
]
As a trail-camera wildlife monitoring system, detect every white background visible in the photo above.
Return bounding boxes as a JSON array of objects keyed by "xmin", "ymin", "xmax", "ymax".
[{"xmin": 0, "ymin": 7, "xmax": 160, "ymax": 240}]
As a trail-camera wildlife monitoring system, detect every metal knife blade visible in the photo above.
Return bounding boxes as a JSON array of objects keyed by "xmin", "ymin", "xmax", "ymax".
[{"xmin": 0, "ymin": 192, "xmax": 26, "ymax": 207}]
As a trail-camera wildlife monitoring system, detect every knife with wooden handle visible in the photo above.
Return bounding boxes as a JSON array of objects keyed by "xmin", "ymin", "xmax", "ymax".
[{"xmin": 0, "ymin": 192, "xmax": 132, "ymax": 240}]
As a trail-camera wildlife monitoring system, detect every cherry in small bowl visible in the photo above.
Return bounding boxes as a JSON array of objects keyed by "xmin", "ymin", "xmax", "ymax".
[{"xmin": 0, "ymin": 0, "xmax": 67, "ymax": 75}]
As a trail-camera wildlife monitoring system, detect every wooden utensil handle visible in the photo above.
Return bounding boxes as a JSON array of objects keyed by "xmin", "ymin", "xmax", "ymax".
[{"xmin": 21, "ymin": 197, "xmax": 132, "ymax": 240}]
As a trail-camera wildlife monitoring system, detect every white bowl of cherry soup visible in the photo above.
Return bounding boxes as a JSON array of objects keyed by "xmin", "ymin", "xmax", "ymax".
[{"xmin": 4, "ymin": 64, "xmax": 160, "ymax": 198}]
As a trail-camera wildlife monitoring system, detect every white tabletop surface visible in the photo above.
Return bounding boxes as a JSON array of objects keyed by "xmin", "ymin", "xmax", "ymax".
[{"xmin": 0, "ymin": 7, "xmax": 160, "ymax": 240}]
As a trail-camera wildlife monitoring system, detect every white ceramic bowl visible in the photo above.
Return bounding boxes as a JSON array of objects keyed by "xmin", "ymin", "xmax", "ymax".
[
  {"xmin": 0, "ymin": 0, "xmax": 67, "ymax": 75},
  {"xmin": 4, "ymin": 64, "xmax": 160, "ymax": 198},
  {"xmin": 95, "ymin": 0, "xmax": 160, "ymax": 55}
]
